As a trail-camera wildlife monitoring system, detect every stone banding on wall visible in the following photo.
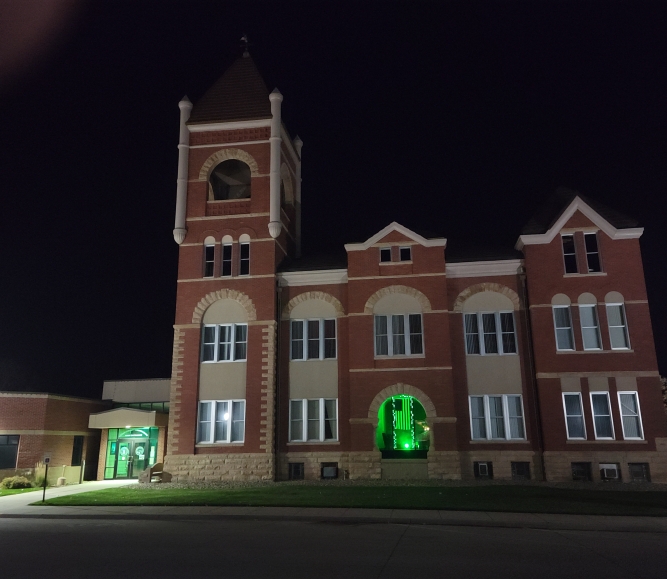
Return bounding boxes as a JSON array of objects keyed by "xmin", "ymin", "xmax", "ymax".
[
  {"xmin": 363, "ymin": 285, "xmax": 432, "ymax": 315},
  {"xmin": 367, "ymin": 383, "xmax": 437, "ymax": 423},
  {"xmin": 452, "ymin": 282, "xmax": 521, "ymax": 313},
  {"xmin": 282, "ymin": 291, "xmax": 345, "ymax": 319},
  {"xmin": 192, "ymin": 289, "xmax": 257, "ymax": 324},
  {"xmin": 198, "ymin": 148, "xmax": 260, "ymax": 181}
]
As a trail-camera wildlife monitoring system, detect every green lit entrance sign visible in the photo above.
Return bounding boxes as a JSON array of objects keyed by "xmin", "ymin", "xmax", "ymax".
[
  {"xmin": 376, "ymin": 395, "xmax": 430, "ymax": 458},
  {"xmin": 103, "ymin": 427, "xmax": 159, "ymax": 480}
]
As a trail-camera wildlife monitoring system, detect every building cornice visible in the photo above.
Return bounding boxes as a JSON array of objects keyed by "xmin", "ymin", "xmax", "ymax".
[
  {"xmin": 278, "ymin": 269, "xmax": 348, "ymax": 287},
  {"xmin": 445, "ymin": 259, "xmax": 523, "ymax": 278},
  {"xmin": 187, "ymin": 119, "xmax": 272, "ymax": 132},
  {"xmin": 345, "ymin": 222, "xmax": 447, "ymax": 252}
]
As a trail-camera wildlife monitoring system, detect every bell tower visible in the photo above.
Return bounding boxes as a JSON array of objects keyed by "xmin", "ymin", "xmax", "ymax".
[{"xmin": 166, "ymin": 50, "xmax": 302, "ymax": 481}]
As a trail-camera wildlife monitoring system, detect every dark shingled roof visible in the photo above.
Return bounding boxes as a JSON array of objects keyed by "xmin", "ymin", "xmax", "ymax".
[
  {"xmin": 521, "ymin": 188, "xmax": 639, "ymax": 235},
  {"xmin": 188, "ymin": 55, "xmax": 271, "ymax": 125}
]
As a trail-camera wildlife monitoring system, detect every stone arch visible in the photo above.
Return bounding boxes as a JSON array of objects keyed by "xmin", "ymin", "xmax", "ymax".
[
  {"xmin": 452, "ymin": 282, "xmax": 520, "ymax": 313},
  {"xmin": 368, "ymin": 383, "xmax": 437, "ymax": 424},
  {"xmin": 363, "ymin": 285, "xmax": 432, "ymax": 315},
  {"xmin": 192, "ymin": 289, "xmax": 257, "ymax": 323},
  {"xmin": 198, "ymin": 148, "xmax": 260, "ymax": 181},
  {"xmin": 282, "ymin": 291, "xmax": 345, "ymax": 319}
]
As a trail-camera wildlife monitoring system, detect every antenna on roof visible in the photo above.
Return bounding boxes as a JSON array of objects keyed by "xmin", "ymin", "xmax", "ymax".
[{"xmin": 240, "ymin": 34, "xmax": 250, "ymax": 57}]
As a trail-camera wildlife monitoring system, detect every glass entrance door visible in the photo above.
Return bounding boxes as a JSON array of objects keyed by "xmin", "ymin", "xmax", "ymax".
[{"xmin": 115, "ymin": 440, "xmax": 148, "ymax": 479}]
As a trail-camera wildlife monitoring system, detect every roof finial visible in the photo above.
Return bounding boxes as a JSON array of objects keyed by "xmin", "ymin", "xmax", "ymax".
[{"xmin": 240, "ymin": 34, "xmax": 250, "ymax": 57}]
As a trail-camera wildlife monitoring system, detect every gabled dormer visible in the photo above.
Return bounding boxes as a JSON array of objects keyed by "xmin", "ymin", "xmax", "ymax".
[{"xmin": 344, "ymin": 222, "xmax": 446, "ymax": 278}]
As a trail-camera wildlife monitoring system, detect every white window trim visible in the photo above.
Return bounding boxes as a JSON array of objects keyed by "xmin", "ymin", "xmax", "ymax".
[
  {"xmin": 197, "ymin": 399, "xmax": 246, "ymax": 444},
  {"xmin": 290, "ymin": 318, "xmax": 337, "ymax": 361},
  {"xmin": 399, "ymin": 246, "xmax": 412, "ymax": 262},
  {"xmin": 374, "ymin": 313, "xmax": 424, "ymax": 358},
  {"xmin": 578, "ymin": 304, "xmax": 602, "ymax": 351},
  {"xmin": 288, "ymin": 398, "xmax": 338, "ymax": 442},
  {"xmin": 201, "ymin": 323, "xmax": 248, "ymax": 363},
  {"xmin": 463, "ymin": 311, "xmax": 517, "ymax": 356},
  {"xmin": 203, "ymin": 243, "xmax": 215, "ymax": 278},
  {"xmin": 379, "ymin": 247, "xmax": 392, "ymax": 263},
  {"xmin": 589, "ymin": 391, "xmax": 615, "ymax": 440},
  {"xmin": 239, "ymin": 242, "xmax": 250, "ymax": 276},
  {"xmin": 468, "ymin": 395, "xmax": 526, "ymax": 441},
  {"xmin": 617, "ymin": 391, "xmax": 644, "ymax": 441},
  {"xmin": 552, "ymin": 305, "xmax": 575, "ymax": 351},
  {"xmin": 561, "ymin": 233, "xmax": 577, "ymax": 274},
  {"xmin": 221, "ymin": 243, "xmax": 233, "ymax": 277},
  {"xmin": 606, "ymin": 303, "xmax": 631, "ymax": 350},
  {"xmin": 561, "ymin": 392, "xmax": 587, "ymax": 440}
]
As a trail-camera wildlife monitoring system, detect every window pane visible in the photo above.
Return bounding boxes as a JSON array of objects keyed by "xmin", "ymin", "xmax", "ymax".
[
  {"xmin": 215, "ymin": 401, "xmax": 229, "ymax": 442},
  {"xmin": 562, "ymin": 235, "xmax": 577, "ymax": 273},
  {"xmin": 307, "ymin": 320, "xmax": 320, "ymax": 359},
  {"xmin": 500, "ymin": 312, "xmax": 517, "ymax": 353},
  {"xmin": 307, "ymin": 400, "xmax": 320, "ymax": 440},
  {"xmin": 291, "ymin": 321, "xmax": 304, "ymax": 360},
  {"xmin": 564, "ymin": 393, "xmax": 585, "ymax": 438},
  {"xmin": 408, "ymin": 314, "xmax": 423, "ymax": 355},
  {"xmin": 580, "ymin": 306, "xmax": 601, "ymax": 350},
  {"xmin": 197, "ymin": 402, "xmax": 212, "ymax": 443},
  {"xmin": 464, "ymin": 313, "xmax": 480, "ymax": 355},
  {"xmin": 488, "ymin": 396, "xmax": 505, "ymax": 439},
  {"xmin": 380, "ymin": 247, "xmax": 391, "ymax": 262},
  {"xmin": 239, "ymin": 243, "xmax": 250, "ymax": 275},
  {"xmin": 234, "ymin": 325, "xmax": 247, "ymax": 360},
  {"xmin": 592, "ymin": 394, "xmax": 613, "ymax": 438},
  {"xmin": 470, "ymin": 397, "xmax": 486, "ymax": 439},
  {"xmin": 231, "ymin": 401, "xmax": 245, "ymax": 442},
  {"xmin": 607, "ymin": 305, "xmax": 629, "ymax": 349},
  {"xmin": 554, "ymin": 307, "xmax": 574, "ymax": 350},
  {"xmin": 202, "ymin": 326, "xmax": 216, "ymax": 361},
  {"xmin": 507, "ymin": 396, "xmax": 525, "ymax": 439},
  {"xmin": 606, "ymin": 304, "xmax": 623, "ymax": 326},
  {"xmin": 392, "ymin": 315, "xmax": 406, "ymax": 355},
  {"xmin": 620, "ymin": 393, "xmax": 642, "ymax": 439},
  {"xmin": 482, "ymin": 313, "xmax": 498, "ymax": 354},
  {"xmin": 585, "ymin": 233, "xmax": 601, "ymax": 272},
  {"xmin": 399, "ymin": 247, "xmax": 411, "ymax": 261},
  {"xmin": 289, "ymin": 400, "xmax": 303, "ymax": 441},
  {"xmin": 221, "ymin": 244, "xmax": 232, "ymax": 276},
  {"xmin": 324, "ymin": 319, "xmax": 336, "ymax": 358},
  {"xmin": 324, "ymin": 399, "xmax": 337, "ymax": 440},
  {"xmin": 217, "ymin": 325, "xmax": 231, "ymax": 360},
  {"xmin": 375, "ymin": 316, "xmax": 388, "ymax": 355}
]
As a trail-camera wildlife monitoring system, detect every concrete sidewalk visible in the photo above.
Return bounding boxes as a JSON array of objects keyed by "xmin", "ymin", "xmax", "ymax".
[{"xmin": 1, "ymin": 480, "xmax": 666, "ymax": 533}]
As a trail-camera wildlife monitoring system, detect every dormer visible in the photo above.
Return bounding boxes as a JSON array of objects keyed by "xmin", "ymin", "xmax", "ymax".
[{"xmin": 344, "ymin": 222, "xmax": 446, "ymax": 278}]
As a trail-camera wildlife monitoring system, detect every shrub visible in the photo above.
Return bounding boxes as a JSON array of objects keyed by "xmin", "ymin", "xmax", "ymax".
[
  {"xmin": 1, "ymin": 476, "xmax": 33, "ymax": 489},
  {"xmin": 33, "ymin": 475, "xmax": 47, "ymax": 488}
]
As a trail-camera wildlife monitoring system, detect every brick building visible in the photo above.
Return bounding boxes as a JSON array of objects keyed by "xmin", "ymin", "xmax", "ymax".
[
  {"xmin": 0, "ymin": 392, "xmax": 107, "ymax": 481},
  {"xmin": 163, "ymin": 53, "xmax": 667, "ymax": 483}
]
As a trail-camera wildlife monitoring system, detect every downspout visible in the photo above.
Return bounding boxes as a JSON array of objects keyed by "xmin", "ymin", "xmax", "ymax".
[
  {"xmin": 173, "ymin": 96, "xmax": 192, "ymax": 244},
  {"xmin": 519, "ymin": 265, "xmax": 547, "ymax": 481},
  {"xmin": 274, "ymin": 280, "xmax": 283, "ymax": 480}
]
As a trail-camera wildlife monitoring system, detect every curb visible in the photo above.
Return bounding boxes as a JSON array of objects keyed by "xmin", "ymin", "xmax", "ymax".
[{"xmin": 1, "ymin": 512, "xmax": 666, "ymax": 533}]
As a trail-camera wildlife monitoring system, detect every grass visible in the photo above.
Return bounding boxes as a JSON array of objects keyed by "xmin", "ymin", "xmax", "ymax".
[
  {"xmin": 38, "ymin": 483, "xmax": 667, "ymax": 516},
  {"xmin": 0, "ymin": 487, "xmax": 41, "ymax": 497}
]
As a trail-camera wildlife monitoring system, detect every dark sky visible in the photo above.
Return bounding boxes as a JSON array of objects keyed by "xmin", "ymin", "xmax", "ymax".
[{"xmin": 1, "ymin": 1, "xmax": 666, "ymax": 397}]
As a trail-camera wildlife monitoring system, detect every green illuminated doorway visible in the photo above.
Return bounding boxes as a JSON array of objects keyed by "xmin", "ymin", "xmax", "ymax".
[
  {"xmin": 104, "ymin": 427, "xmax": 158, "ymax": 479},
  {"xmin": 376, "ymin": 395, "xmax": 430, "ymax": 459}
]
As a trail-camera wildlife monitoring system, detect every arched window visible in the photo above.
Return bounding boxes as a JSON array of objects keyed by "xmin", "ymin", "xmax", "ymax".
[
  {"xmin": 209, "ymin": 159, "xmax": 251, "ymax": 200},
  {"xmin": 376, "ymin": 395, "xmax": 429, "ymax": 458}
]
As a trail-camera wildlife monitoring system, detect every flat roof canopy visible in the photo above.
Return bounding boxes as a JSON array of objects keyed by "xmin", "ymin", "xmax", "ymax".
[{"xmin": 89, "ymin": 407, "xmax": 168, "ymax": 429}]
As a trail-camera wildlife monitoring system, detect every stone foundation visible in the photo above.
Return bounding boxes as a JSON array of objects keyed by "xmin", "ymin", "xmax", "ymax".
[
  {"xmin": 460, "ymin": 450, "xmax": 542, "ymax": 481},
  {"xmin": 278, "ymin": 451, "xmax": 382, "ymax": 480},
  {"xmin": 427, "ymin": 451, "xmax": 463, "ymax": 479},
  {"xmin": 163, "ymin": 453, "xmax": 274, "ymax": 482}
]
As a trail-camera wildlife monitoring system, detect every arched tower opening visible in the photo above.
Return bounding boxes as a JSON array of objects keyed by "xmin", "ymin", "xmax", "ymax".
[{"xmin": 210, "ymin": 159, "xmax": 251, "ymax": 200}]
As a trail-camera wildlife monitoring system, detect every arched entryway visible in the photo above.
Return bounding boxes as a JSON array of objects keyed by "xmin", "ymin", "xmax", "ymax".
[{"xmin": 375, "ymin": 395, "xmax": 430, "ymax": 459}]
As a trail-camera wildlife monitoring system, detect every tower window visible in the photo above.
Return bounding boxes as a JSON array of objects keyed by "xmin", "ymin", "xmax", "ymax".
[
  {"xmin": 399, "ymin": 247, "xmax": 412, "ymax": 261},
  {"xmin": 210, "ymin": 159, "xmax": 251, "ymax": 201},
  {"xmin": 561, "ymin": 235, "xmax": 577, "ymax": 273},
  {"xmin": 221, "ymin": 244, "xmax": 232, "ymax": 277},
  {"xmin": 380, "ymin": 248, "xmax": 392, "ymax": 263},
  {"xmin": 203, "ymin": 244, "xmax": 215, "ymax": 277},
  {"xmin": 239, "ymin": 243, "xmax": 250, "ymax": 275},
  {"xmin": 584, "ymin": 233, "xmax": 601, "ymax": 272}
]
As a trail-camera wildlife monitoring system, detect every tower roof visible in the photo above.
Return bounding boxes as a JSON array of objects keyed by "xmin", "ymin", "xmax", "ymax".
[{"xmin": 188, "ymin": 55, "xmax": 272, "ymax": 125}]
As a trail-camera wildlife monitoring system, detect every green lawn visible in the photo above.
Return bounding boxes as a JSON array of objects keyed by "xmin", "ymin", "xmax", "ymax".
[
  {"xmin": 38, "ymin": 484, "xmax": 667, "ymax": 516},
  {"xmin": 0, "ymin": 487, "xmax": 41, "ymax": 497}
]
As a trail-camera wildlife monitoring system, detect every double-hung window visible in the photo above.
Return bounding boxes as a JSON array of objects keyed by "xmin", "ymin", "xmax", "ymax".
[
  {"xmin": 197, "ymin": 400, "xmax": 245, "ymax": 443},
  {"xmin": 561, "ymin": 234, "xmax": 577, "ymax": 274},
  {"xmin": 221, "ymin": 244, "xmax": 232, "ymax": 277},
  {"xmin": 469, "ymin": 395, "xmax": 526, "ymax": 441},
  {"xmin": 201, "ymin": 324, "xmax": 248, "ymax": 362},
  {"xmin": 606, "ymin": 304, "xmax": 630, "ymax": 349},
  {"xmin": 590, "ymin": 392, "xmax": 614, "ymax": 439},
  {"xmin": 584, "ymin": 232, "xmax": 601, "ymax": 272},
  {"xmin": 463, "ymin": 312, "xmax": 517, "ymax": 355},
  {"xmin": 553, "ymin": 306, "xmax": 575, "ymax": 350},
  {"xmin": 203, "ymin": 244, "xmax": 215, "ymax": 277},
  {"xmin": 290, "ymin": 319, "xmax": 336, "ymax": 360},
  {"xmin": 579, "ymin": 305, "xmax": 601, "ymax": 350},
  {"xmin": 374, "ymin": 314, "xmax": 423, "ymax": 356},
  {"xmin": 618, "ymin": 392, "xmax": 643, "ymax": 440},
  {"xmin": 239, "ymin": 242, "xmax": 250, "ymax": 275},
  {"xmin": 562, "ymin": 393, "xmax": 586, "ymax": 439},
  {"xmin": 289, "ymin": 399, "xmax": 338, "ymax": 442}
]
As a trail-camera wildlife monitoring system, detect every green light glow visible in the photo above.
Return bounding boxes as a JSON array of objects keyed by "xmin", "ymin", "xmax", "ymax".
[{"xmin": 376, "ymin": 395, "xmax": 429, "ymax": 454}]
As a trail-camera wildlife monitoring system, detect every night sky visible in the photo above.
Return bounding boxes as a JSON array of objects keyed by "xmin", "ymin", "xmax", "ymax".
[{"xmin": 1, "ymin": 1, "xmax": 666, "ymax": 397}]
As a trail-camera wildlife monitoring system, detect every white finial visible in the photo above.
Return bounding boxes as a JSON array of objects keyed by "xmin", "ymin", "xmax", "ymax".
[{"xmin": 240, "ymin": 34, "xmax": 250, "ymax": 57}]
